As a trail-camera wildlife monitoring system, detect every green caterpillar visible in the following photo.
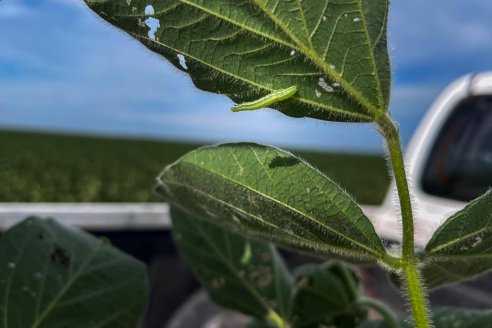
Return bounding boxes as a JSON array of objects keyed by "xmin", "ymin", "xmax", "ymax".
[{"xmin": 232, "ymin": 86, "xmax": 298, "ymax": 112}]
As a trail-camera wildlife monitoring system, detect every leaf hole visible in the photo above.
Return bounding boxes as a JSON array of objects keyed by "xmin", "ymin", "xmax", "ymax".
[
  {"xmin": 51, "ymin": 244, "xmax": 71, "ymax": 269},
  {"xmin": 177, "ymin": 54, "xmax": 188, "ymax": 70}
]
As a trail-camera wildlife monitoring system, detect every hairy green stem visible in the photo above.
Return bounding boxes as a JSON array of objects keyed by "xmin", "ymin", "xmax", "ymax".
[
  {"xmin": 376, "ymin": 115, "xmax": 414, "ymax": 260},
  {"xmin": 404, "ymin": 264, "xmax": 431, "ymax": 328},
  {"xmin": 376, "ymin": 114, "xmax": 431, "ymax": 328},
  {"xmin": 358, "ymin": 297, "xmax": 399, "ymax": 328}
]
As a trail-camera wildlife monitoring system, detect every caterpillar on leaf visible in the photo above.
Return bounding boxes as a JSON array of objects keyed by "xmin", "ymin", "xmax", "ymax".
[{"xmin": 232, "ymin": 86, "xmax": 298, "ymax": 112}]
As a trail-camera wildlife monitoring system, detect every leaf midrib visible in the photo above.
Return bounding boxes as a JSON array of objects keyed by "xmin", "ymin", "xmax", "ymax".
[
  {"xmin": 103, "ymin": 0, "xmax": 386, "ymax": 118},
  {"xmin": 167, "ymin": 178, "xmax": 374, "ymax": 260},
  {"xmin": 183, "ymin": 218, "xmax": 281, "ymax": 319},
  {"xmin": 248, "ymin": 0, "xmax": 383, "ymax": 116},
  {"xmin": 426, "ymin": 225, "xmax": 492, "ymax": 254},
  {"xmin": 179, "ymin": 0, "xmax": 297, "ymax": 50},
  {"xmin": 425, "ymin": 253, "xmax": 492, "ymax": 261},
  {"xmin": 161, "ymin": 159, "xmax": 385, "ymax": 258},
  {"xmin": 31, "ymin": 243, "xmax": 103, "ymax": 328}
]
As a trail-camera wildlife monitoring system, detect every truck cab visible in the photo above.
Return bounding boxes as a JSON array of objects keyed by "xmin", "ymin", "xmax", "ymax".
[{"xmin": 368, "ymin": 72, "xmax": 492, "ymax": 246}]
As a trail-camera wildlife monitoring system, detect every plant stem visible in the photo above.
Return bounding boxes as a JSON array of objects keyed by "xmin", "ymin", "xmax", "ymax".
[
  {"xmin": 376, "ymin": 115, "xmax": 414, "ymax": 260},
  {"xmin": 376, "ymin": 114, "xmax": 431, "ymax": 328},
  {"xmin": 404, "ymin": 264, "xmax": 431, "ymax": 328},
  {"xmin": 267, "ymin": 310, "xmax": 288, "ymax": 328},
  {"xmin": 358, "ymin": 297, "xmax": 399, "ymax": 328}
]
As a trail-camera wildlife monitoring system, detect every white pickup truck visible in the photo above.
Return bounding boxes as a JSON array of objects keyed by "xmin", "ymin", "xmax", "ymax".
[
  {"xmin": 366, "ymin": 72, "xmax": 492, "ymax": 246},
  {"xmin": 3, "ymin": 73, "xmax": 491, "ymax": 241}
]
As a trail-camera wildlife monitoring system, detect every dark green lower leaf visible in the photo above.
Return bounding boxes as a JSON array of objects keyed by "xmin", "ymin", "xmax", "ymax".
[
  {"xmin": 0, "ymin": 217, "xmax": 148, "ymax": 328},
  {"xmin": 171, "ymin": 207, "xmax": 292, "ymax": 325},
  {"xmin": 358, "ymin": 307, "xmax": 492, "ymax": 328},
  {"xmin": 290, "ymin": 262, "xmax": 366, "ymax": 328}
]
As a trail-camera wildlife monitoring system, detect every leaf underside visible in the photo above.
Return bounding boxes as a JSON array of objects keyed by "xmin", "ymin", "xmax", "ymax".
[
  {"xmin": 85, "ymin": 0, "xmax": 390, "ymax": 122},
  {"xmin": 157, "ymin": 143, "xmax": 385, "ymax": 262},
  {"xmin": 422, "ymin": 190, "xmax": 492, "ymax": 289},
  {"xmin": 171, "ymin": 207, "xmax": 292, "ymax": 323},
  {"xmin": 0, "ymin": 217, "xmax": 147, "ymax": 328}
]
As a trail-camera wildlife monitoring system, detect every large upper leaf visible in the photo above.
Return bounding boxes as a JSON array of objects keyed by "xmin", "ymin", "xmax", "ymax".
[
  {"xmin": 421, "ymin": 191, "xmax": 492, "ymax": 289},
  {"xmin": 358, "ymin": 307, "xmax": 492, "ymax": 328},
  {"xmin": 171, "ymin": 207, "xmax": 291, "ymax": 326},
  {"xmin": 0, "ymin": 217, "xmax": 147, "ymax": 328},
  {"xmin": 84, "ymin": 0, "xmax": 391, "ymax": 122},
  {"xmin": 157, "ymin": 143, "xmax": 386, "ymax": 262}
]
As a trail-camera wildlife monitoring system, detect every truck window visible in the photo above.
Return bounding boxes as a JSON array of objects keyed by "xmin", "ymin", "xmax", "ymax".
[{"xmin": 421, "ymin": 96, "xmax": 492, "ymax": 202}]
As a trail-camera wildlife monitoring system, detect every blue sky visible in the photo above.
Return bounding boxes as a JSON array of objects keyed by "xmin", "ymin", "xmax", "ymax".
[{"xmin": 1, "ymin": 1, "xmax": 492, "ymax": 152}]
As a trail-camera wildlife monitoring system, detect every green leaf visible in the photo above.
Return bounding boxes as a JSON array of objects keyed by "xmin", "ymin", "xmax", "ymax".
[
  {"xmin": 422, "ymin": 190, "xmax": 492, "ymax": 289},
  {"xmin": 0, "ymin": 217, "xmax": 148, "ymax": 328},
  {"xmin": 171, "ymin": 207, "xmax": 292, "ymax": 326},
  {"xmin": 427, "ymin": 308, "xmax": 492, "ymax": 328},
  {"xmin": 290, "ymin": 262, "xmax": 367, "ymax": 328},
  {"xmin": 157, "ymin": 143, "xmax": 386, "ymax": 262},
  {"xmin": 84, "ymin": 0, "xmax": 390, "ymax": 122},
  {"xmin": 358, "ymin": 307, "xmax": 492, "ymax": 328}
]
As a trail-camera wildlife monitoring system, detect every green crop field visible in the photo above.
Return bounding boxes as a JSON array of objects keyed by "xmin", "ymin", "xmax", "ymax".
[{"xmin": 0, "ymin": 130, "xmax": 389, "ymax": 204}]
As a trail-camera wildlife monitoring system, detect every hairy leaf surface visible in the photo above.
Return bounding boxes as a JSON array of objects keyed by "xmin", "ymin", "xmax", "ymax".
[
  {"xmin": 84, "ymin": 0, "xmax": 390, "ymax": 121},
  {"xmin": 358, "ymin": 307, "xmax": 492, "ymax": 328},
  {"xmin": 290, "ymin": 262, "xmax": 366, "ymax": 328},
  {"xmin": 0, "ymin": 217, "xmax": 147, "ymax": 328},
  {"xmin": 422, "ymin": 191, "xmax": 492, "ymax": 289},
  {"xmin": 157, "ymin": 143, "xmax": 386, "ymax": 262},
  {"xmin": 171, "ymin": 207, "xmax": 291, "ymax": 324}
]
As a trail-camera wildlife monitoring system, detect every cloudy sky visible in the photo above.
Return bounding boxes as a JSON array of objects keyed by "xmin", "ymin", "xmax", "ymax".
[{"xmin": 1, "ymin": 1, "xmax": 492, "ymax": 152}]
